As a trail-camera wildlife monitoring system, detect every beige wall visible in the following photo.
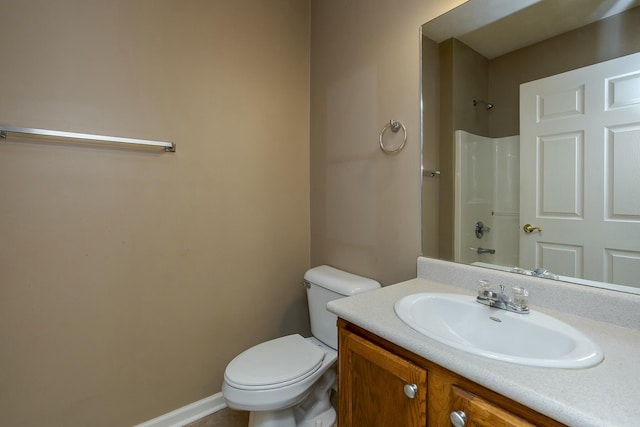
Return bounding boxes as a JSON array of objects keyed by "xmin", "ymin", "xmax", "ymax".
[
  {"xmin": 453, "ymin": 39, "xmax": 490, "ymax": 137},
  {"xmin": 436, "ymin": 39, "xmax": 455, "ymax": 261},
  {"xmin": 0, "ymin": 1, "xmax": 310, "ymax": 426},
  {"xmin": 421, "ymin": 36, "xmax": 440, "ymax": 259},
  {"xmin": 310, "ymin": 0, "xmax": 465, "ymax": 285},
  {"xmin": 435, "ymin": 38, "xmax": 491, "ymax": 260}
]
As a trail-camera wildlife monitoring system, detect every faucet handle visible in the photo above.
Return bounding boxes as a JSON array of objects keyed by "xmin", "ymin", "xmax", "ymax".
[
  {"xmin": 476, "ymin": 280, "xmax": 492, "ymax": 299},
  {"xmin": 512, "ymin": 286, "xmax": 529, "ymax": 309}
]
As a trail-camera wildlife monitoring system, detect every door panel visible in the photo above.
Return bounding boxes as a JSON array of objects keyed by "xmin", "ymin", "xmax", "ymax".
[
  {"xmin": 536, "ymin": 243, "xmax": 583, "ymax": 278},
  {"xmin": 606, "ymin": 249, "xmax": 640, "ymax": 285},
  {"xmin": 538, "ymin": 132, "xmax": 583, "ymax": 217},
  {"xmin": 338, "ymin": 329, "xmax": 427, "ymax": 427},
  {"xmin": 606, "ymin": 124, "xmax": 640, "ymax": 219}
]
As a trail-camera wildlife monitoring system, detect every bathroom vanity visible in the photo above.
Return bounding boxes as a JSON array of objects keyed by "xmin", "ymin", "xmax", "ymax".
[
  {"xmin": 327, "ymin": 257, "xmax": 640, "ymax": 427},
  {"xmin": 338, "ymin": 320, "xmax": 563, "ymax": 426}
]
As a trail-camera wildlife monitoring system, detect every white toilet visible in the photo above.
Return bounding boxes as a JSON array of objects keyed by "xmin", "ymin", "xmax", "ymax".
[{"xmin": 222, "ymin": 265, "xmax": 380, "ymax": 427}]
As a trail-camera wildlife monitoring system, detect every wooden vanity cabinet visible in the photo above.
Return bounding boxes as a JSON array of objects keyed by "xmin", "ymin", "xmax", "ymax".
[
  {"xmin": 338, "ymin": 325, "xmax": 427, "ymax": 426},
  {"xmin": 338, "ymin": 319, "xmax": 565, "ymax": 427}
]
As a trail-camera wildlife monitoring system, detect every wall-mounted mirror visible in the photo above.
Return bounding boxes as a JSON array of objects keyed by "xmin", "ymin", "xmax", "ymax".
[{"xmin": 421, "ymin": 0, "xmax": 640, "ymax": 294}]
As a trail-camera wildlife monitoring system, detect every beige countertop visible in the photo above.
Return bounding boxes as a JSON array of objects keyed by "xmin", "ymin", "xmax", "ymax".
[{"xmin": 327, "ymin": 258, "xmax": 640, "ymax": 427}]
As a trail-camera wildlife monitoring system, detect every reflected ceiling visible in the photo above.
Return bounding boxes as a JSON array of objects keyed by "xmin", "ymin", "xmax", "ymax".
[{"xmin": 423, "ymin": 0, "xmax": 640, "ymax": 58}]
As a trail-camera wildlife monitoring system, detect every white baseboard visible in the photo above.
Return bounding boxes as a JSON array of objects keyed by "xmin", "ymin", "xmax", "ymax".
[{"xmin": 134, "ymin": 392, "xmax": 227, "ymax": 427}]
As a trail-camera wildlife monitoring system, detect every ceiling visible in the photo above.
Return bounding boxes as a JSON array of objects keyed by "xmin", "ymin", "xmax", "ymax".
[{"xmin": 423, "ymin": 0, "xmax": 640, "ymax": 58}]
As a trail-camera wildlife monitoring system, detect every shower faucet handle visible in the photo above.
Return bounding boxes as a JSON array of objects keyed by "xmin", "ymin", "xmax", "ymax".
[{"xmin": 475, "ymin": 221, "xmax": 491, "ymax": 238}]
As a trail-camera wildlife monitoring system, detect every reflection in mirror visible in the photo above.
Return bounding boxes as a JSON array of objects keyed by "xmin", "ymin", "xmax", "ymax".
[{"xmin": 421, "ymin": 0, "xmax": 640, "ymax": 294}]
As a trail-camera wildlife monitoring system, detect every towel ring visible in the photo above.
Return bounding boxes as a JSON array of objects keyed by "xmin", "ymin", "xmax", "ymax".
[{"xmin": 379, "ymin": 119, "xmax": 407, "ymax": 153}]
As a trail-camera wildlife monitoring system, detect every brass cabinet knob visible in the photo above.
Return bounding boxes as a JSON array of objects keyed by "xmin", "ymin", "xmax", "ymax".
[{"xmin": 523, "ymin": 223, "xmax": 542, "ymax": 233}]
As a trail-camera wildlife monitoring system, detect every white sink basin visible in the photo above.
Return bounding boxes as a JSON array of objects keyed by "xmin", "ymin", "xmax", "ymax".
[{"xmin": 394, "ymin": 293, "xmax": 603, "ymax": 369}]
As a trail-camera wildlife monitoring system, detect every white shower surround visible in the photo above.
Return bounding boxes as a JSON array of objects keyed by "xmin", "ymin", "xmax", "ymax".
[{"xmin": 454, "ymin": 130, "xmax": 520, "ymax": 267}]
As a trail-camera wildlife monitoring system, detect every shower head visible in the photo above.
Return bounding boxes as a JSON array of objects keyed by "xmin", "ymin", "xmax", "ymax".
[{"xmin": 473, "ymin": 99, "xmax": 494, "ymax": 110}]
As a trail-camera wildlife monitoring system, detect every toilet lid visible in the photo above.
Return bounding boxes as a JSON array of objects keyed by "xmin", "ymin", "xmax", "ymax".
[{"xmin": 225, "ymin": 334, "xmax": 326, "ymax": 388}]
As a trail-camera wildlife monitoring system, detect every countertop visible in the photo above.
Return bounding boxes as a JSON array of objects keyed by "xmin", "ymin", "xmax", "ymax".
[{"xmin": 327, "ymin": 264, "xmax": 640, "ymax": 427}]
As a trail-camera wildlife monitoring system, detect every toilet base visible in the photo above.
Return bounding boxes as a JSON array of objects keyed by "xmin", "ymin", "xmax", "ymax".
[
  {"xmin": 247, "ymin": 407, "xmax": 336, "ymax": 427},
  {"xmin": 248, "ymin": 408, "xmax": 296, "ymax": 427},
  {"xmin": 297, "ymin": 407, "xmax": 336, "ymax": 427},
  {"xmin": 246, "ymin": 369, "xmax": 337, "ymax": 427}
]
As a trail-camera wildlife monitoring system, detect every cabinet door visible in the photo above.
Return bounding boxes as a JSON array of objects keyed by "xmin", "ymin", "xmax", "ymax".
[
  {"xmin": 449, "ymin": 385, "xmax": 536, "ymax": 427},
  {"xmin": 338, "ymin": 328, "xmax": 427, "ymax": 427}
]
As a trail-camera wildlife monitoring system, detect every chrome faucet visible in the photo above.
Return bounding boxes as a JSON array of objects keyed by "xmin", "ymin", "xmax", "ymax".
[
  {"xmin": 477, "ymin": 284, "xmax": 529, "ymax": 314},
  {"xmin": 532, "ymin": 268, "xmax": 559, "ymax": 280},
  {"xmin": 476, "ymin": 247, "xmax": 496, "ymax": 255},
  {"xmin": 470, "ymin": 247, "xmax": 496, "ymax": 254}
]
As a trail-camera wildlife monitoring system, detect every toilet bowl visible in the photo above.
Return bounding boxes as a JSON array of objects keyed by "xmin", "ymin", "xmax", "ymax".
[
  {"xmin": 222, "ymin": 335, "xmax": 336, "ymax": 412},
  {"xmin": 221, "ymin": 265, "xmax": 380, "ymax": 427}
]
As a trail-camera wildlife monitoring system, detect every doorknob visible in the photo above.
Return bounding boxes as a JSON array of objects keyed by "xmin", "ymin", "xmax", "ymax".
[{"xmin": 523, "ymin": 223, "xmax": 542, "ymax": 233}]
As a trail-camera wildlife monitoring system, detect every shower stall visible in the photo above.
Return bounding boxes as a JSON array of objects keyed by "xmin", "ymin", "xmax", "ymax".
[{"xmin": 454, "ymin": 130, "xmax": 520, "ymax": 268}]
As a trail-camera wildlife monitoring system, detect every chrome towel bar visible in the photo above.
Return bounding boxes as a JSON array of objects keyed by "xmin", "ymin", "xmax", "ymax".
[{"xmin": 0, "ymin": 125, "xmax": 176, "ymax": 152}]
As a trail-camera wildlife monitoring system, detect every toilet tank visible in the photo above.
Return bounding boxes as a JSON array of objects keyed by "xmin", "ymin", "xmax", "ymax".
[{"xmin": 304, "ymin": 265, "xmax": 380, "ymax": 349}]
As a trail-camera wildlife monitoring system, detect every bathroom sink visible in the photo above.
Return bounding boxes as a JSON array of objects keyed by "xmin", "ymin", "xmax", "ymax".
[{"xmin": 394, "ymin": 293, "xmax": 603, "ymax": 368}]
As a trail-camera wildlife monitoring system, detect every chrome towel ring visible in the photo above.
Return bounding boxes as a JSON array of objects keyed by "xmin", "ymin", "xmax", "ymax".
[{"xmin": 379, "ymin": 119, "xmax": 407, "ymax": 153}]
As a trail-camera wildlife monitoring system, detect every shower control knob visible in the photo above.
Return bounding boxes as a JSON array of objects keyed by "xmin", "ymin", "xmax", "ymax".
[
  {"xmin": 403, "ymin": 383, "xmax": 418, "ymax": 399},
  {"xmin": 450, "ymin": 410, "xmax": 467, "ymax": 427}
]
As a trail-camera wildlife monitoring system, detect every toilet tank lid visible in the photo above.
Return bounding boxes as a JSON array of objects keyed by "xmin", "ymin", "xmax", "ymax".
[{"xmin": 304, "ymin": 265, "xmax": 381, "ymax": 295}]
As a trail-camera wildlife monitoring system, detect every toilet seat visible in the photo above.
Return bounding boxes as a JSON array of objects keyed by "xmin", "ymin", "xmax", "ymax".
[{"xmin": 224, "ymin": 334, "xmax": 326, "ymax": 391}]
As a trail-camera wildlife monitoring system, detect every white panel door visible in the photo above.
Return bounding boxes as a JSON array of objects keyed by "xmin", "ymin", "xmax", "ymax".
[{"xmin": 520, "ymin": 52, "xmax": 640, "ymax": 286}]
